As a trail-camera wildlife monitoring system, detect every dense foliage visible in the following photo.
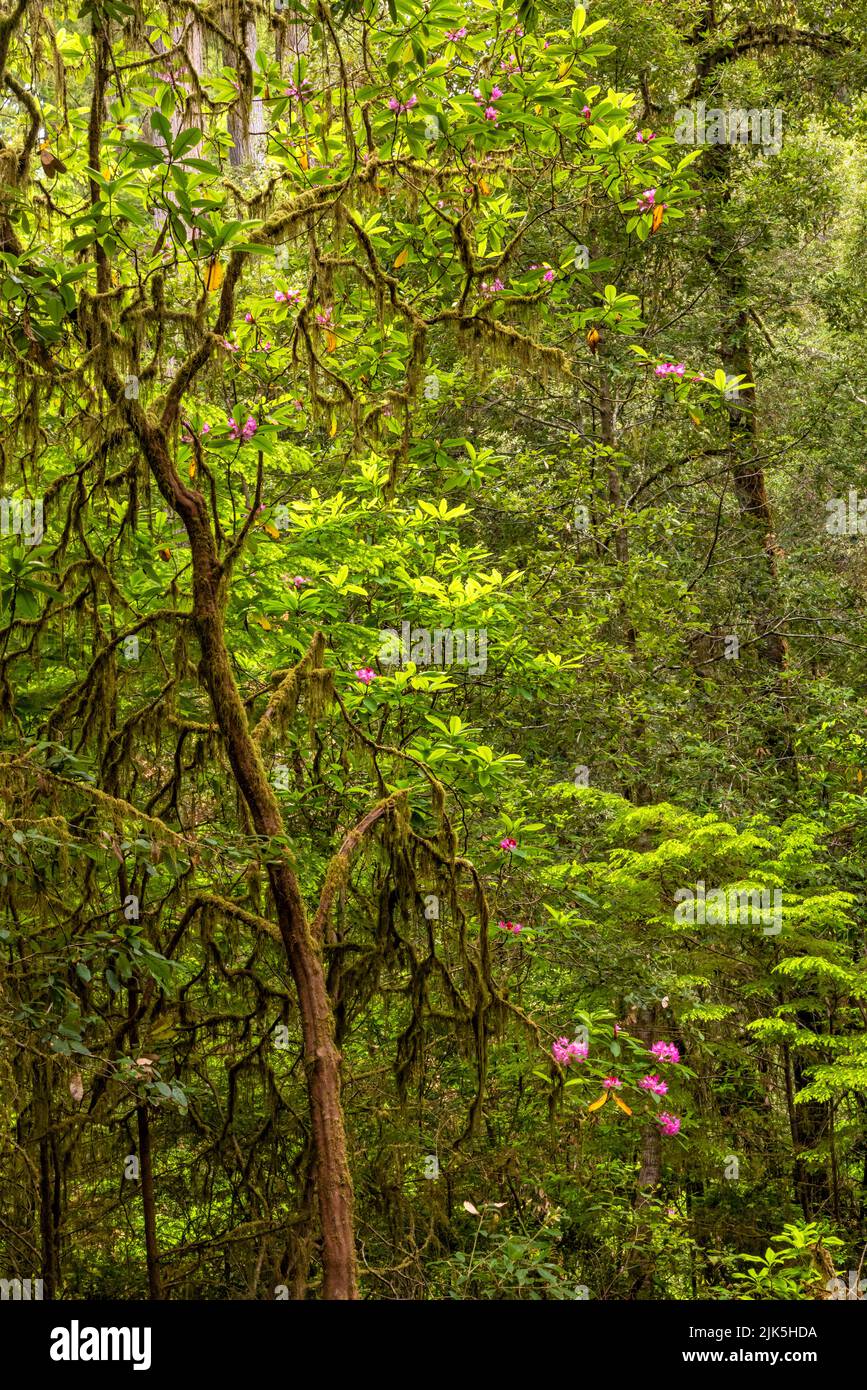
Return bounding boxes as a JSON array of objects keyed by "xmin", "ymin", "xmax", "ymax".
[{"xmin": 1, "ymin": 0, "xmax": 867, "ymax": 1300}]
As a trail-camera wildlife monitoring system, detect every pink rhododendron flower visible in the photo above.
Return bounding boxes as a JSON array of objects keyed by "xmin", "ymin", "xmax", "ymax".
[
  {"xmin": 499, "ymin": 837, "xmax": 517, "ymax": 851},
  {"xmin": 481, "ymin": 278, "xmax": 505, "ymax": 295},
  {"xmin": 613, "ymin": 1023, "xmax": 620, "ymax": 1036},
  {"xmin": 603, "ymin": 1076, "xmax": 622, "ymax": 1090},
  {"xmin": 201, "ymin": 422, "xmax": 210, "ymax": 434},
  {"xmin": 274, "ymin": 289, "xmax": 300, "ymax": 304},
  {"xmin": 244, "ymin": 311, "xmax": 254, "ymax": 323},
  {"xmin": 636, "ymin": 188, "xmax": 656, "ymax": 213},
  {"xmin": 316, "ymin": 307, "xmax": 333, "ymax": 327},
  {"xmin": 639, "ymin": 1074, "xmax": 669, "ymax": 1096},
  {"xmin": 284, "ymin": 80, "xmax": 312, "ymax": 100},
  {"xmin": 497, "ymin": 919, "xmax": 523, "ymax": 934},
  {"xmin": 293, "ymin": 576, "xmax": 310, "ymax": 588},
  {"xmin": 582, "ymin": 105, "xmax": 592, "ymax": 119},
  {"xmin": 635, "ymin": 131, "xmax": 656, "ymax": 143},
  {"xmin": 484, "ymin": 106, "xmax": 499, "ymax": 122},
  {"xmin": 655, "ymin": 362, "xmax": 686, "ymax": 377},
  {"xmin": 228, "ymin": 415, "xmax": 258, "ymax": 442},
  {"xmin": 356, "ymin": 667, "xmax": 376, "ymax": 685},
  {"xmin": 445, "ymin": 26, "xmax": 467, "ymax": 40},
  {"xmin": 490, "ymin": 86, "xmax": 503, "ymax": 101},
  {"xmin": 552, "ymin": 1037, "xmax": 588, "ymax": 1065},
  {"xmin": 658, "ymin": 1112, "xmax": 681, "ymax": 1136},
  {"xmin": 387, "ymin": 94, "xmax": 418, "ymax": 114},
  {"xmin": 650, "ymin": 1041, "xmax": 681, "ymax": 1064},
  {"xmin": 543, "ymin": 269, "xmax": 555, "ymax": 282}
]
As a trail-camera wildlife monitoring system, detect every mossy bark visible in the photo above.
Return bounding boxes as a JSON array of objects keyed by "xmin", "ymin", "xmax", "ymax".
[{"xmin": 110, "ymin": 393, "xmax": 358, "ymax": 1300}]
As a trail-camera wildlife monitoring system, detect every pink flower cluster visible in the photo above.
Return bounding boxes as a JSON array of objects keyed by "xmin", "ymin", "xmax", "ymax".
[
  {"xmin": 356, "ymin": 667, "xmax": 376, "ymax": 685},
  {"xmin": 481, "ymin": 278, "xmax": 505, "ymax": 296},
  {"xmin": 636, "ymin": 188, "xmax": 656, "ymax": 213},
  {"xmin": 498, "ymin": 919, "xmax": 523, "ymax": 934},
  {"xmin": 602, "ymin": 1076, "xmax": 622, "ymax": 1090},
  {"xmin": 284, "ymin": 80, "xmax": 312, "ymax": 101},
  {"xmin": 228, "ymin": 415, "xmax": 257, "ymax": 442},
  {"xmin": 473, "ymin": 85, "xmax": 503, "ymax": 124},
  {"xmin": 638, "ymin": 1074, "xmax": 668, "ymax": 1096},
  {"xmin": 658, "ymin": 1112, "xmax": 681, "ymax": 1136},
  {"xmin": 445, "ymin": 26, "xmax": 467, "ymax": 40},
  {"xmin": 292, "ymin": 576, "xmax": 310, "ymax": 588},
  {"xmin": 635, "ymin": 130, "xmax": 656, "ymax": 143},
  {"xmin": 387, "ymin": 94, "xmax": 418, "ymax": 114},
  {"xmin": 655, "ymin": 362, "xmax": 686, "ymax": 378},
  {"xmin": 649, "ymin": 1041, "xmax": 681, "ymax": 1064},
  {"xmin": 552, "ymin": 1037, "xmax": 589, "ymax": 1066},
  {"xmin": 499, "ymin": 837, "xmax": 517, "ymax": 851},
  {"xmin": 275, "ymin": 289, "xmax": 300, "ymax": 305},
  {"xmin": 316, "ymin": 307, "xmax": 333, "ymax": 327}
]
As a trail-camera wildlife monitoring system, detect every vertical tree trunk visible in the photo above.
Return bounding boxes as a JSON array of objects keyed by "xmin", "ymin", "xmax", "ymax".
[
  {"xmin": 629, "ymin": 1006, "xmax": 662, "ymax": 1298},
  {"xmin": 136, "ymin": 1104, "xmax": 163, "ymax": 1298},
  {"xmin": 597, "ymin": 358, "xmax": 652, "ymax": 805},
  {"xmin": 227, "ymin": 6, "xmax": 264, "ymax": 167},
  {"xmin": 36, "ymin": 1065, "xmax": 58, "ymax": 1298},
  {"xmin": 634, "ymin": 1006, "xmax": 662, "ymax": 1196},
  {"xmin": 690, "ymin": 32, "xmax": 797, "ymax": 789},
  {"xmin": 127, "ymin": 969, "xmax": 163, "ymax": 1300}
]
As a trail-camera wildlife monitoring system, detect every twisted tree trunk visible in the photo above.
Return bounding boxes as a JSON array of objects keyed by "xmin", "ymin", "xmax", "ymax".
[{"xmin": 95, "ymin": 378, "xmax": 358, "ymax": 1297}]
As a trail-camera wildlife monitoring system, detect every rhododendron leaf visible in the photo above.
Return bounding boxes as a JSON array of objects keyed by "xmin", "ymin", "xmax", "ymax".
[
  {"xmin": 587, "ymin": 1093, "xmax": 608, "ymax": 1111},
  {"xmin": 613, "ymin": 1095, "xmax": 632, "ymax": 1115}
]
